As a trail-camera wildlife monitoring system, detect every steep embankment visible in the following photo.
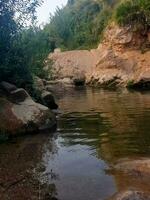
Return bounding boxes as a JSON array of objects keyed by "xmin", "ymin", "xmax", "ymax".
[{"xmin": 48, "ymin": 23, "xmax": 150, "ymax": 88}]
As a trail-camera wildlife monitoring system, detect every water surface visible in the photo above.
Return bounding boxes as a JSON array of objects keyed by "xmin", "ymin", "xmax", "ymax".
[{"xmin": 0, "ymin": 88, "xmax": 150, "ymax": 199}]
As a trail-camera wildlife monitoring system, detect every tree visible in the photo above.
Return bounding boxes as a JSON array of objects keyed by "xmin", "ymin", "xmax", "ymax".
[{"xmin": 0, "ymin": 0, "xmax": 43, "ymax": 86}]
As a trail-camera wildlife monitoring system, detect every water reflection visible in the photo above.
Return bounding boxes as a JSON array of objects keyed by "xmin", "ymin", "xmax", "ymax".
[
  {"xmin": 58, "ymin": 88, "xmax": 150, "ymax": 161},
  {"xmin": 0, "ymin": 88, "xmax": 150, "ymax": 199},
  {"xmin": 39, "ymin": 88, "xmax": 150, "ymax": 200},
  {"xmin": 0, "ymin": 133, "xmax": 58, "ymax": 199}
]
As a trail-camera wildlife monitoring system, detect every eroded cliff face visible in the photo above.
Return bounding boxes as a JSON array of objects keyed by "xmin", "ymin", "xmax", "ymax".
[{"xmin": 48, "ymin": 23, "xmax": 150, "ymax": 88}]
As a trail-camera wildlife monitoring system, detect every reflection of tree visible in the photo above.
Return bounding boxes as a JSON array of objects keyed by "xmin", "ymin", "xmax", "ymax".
[
  {"xmin": 33, "ymin": 135, "xmax": 60, "ymax": 200},
  {"xmin": 2, "ymin": 88, "xmax": 150, "ymax": 199},
  {"xmin": 58, "ymin": 111, "xmax": 110, "ymax": 148},
  {"xmin": 59, "ymin": 88, "xmax": 150, "ymax": 165},
  {"xmin": 41, "ymin": 183, "xmax": 58, "ymax": 200},
  {"xmin": 58, "ymin": 88, "xmax": 150, "ymax": 195},
  {"xmin": 0, "ymin": 132, "xmax": 58, "ymax": 199}
]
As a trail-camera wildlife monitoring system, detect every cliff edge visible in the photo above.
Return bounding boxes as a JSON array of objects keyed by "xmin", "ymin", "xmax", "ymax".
[{"xmin": 47, "ymin": 23, "xmax": 150, "ymax": 89}]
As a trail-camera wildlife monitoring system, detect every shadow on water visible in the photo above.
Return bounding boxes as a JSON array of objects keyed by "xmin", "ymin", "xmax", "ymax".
[{"xmin": 0, "ymin": 87, "xmax": 150, "ymax": 199}]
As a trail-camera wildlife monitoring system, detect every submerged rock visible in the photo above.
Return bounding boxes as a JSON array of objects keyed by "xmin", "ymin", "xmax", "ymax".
[
  {"xmin": 113, "ymin": 158, "xmax": 150, "ymax": 177},
  {"xmin": 0, "ymin": 82, "xmax": 56, "ymax": 136},
  {"xmin": 109, "ymin": 190, "xmax": 150, "ymax": 200}
]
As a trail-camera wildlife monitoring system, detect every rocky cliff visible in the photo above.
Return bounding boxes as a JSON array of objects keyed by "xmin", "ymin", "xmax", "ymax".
[{"xmin": 48, "ymin": 23, "xmax": 150, "ymax": 89}]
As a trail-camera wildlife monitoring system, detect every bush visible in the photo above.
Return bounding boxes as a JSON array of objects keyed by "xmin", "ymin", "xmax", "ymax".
[
  {"xmin": 115, "ymin": 0, "xmax": 150, "ymax": 30},
  {"xmin": 126, "ymin": 80, "xmax": 135, "ymax": 88},
  {"xmin": 0, "ymin": 0, "xmax": 42, "ymax": 88}
]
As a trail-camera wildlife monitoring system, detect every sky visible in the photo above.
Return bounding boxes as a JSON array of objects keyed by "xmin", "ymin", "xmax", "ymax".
[{"xmin": 37, "ymin": 0, "xmax": 68, "ymax": 25}]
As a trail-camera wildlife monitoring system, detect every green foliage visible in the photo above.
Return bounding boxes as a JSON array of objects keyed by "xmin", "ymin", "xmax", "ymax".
[
  {"xmin": 0, "ymin": 0, "xmax": 42, "ymax": 87},
  {"xmin": 2, "ymin": 0, "xmax": 150, "ymax": 94},
  {"xmin": 46, "ymin": 0, "xmax": 150, "ymax": 51},
  {"xmin": 18, "ymin": 27, "xmax": 55, "ymax": 79},
  {"xmin": 115, "ymin": 0, "xmax": 150, "ymax": 30},
  {"xmin": 93, "ymin": 7, "xmax": 112, "ymax": 42},
  {"xmin": 44, "ymin": 0, "xmax": 113, "ymax": 50},
  {"xmin": 126, "ymin": 80, "xmax": 135, "ymax": 88}
]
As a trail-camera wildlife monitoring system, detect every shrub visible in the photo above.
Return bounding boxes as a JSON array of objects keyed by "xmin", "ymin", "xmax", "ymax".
[
  {"xmin": 126, "ymin": 80, "xmax": 135, "ymax": 88},
  {"xmin": 115, "ymin": 0, "xmax": 150, "ymax": 30},
  {"xmin": 0, "ymin": 0, "xmax": 42, "ymax": 88}
]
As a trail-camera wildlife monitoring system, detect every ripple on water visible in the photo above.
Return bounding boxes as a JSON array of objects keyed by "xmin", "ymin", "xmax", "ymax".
[{"xmin": 1, "ymin": 88, "xmax": 150, "ymax": 199}]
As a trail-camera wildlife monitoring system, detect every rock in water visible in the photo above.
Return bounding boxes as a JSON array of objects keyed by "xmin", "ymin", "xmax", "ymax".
[
  {"xmin": 113, "ymin": 158, "xmax": 150, "ymax": 177},
  {"xmin": 109, "ymin": 190, "xmax": 150, "ymax": 200},
  {"xmin": 0, "ymin": 84, "xmax": 56, "ymax": 136},
  {"xmin": 0, "ymin": 81, "xmax": 17, "ymax": 93},
  {"xmin": 41, "ymin": 90, "xmax": 58, "ymax": 110},
  {"xmin": 10, "ymin": 88, "xmax": 30, "ymax": 103}
]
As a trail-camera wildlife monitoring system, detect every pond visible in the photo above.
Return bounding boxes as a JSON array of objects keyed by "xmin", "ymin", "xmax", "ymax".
[{"xmin": 0, "ymin": 87, "xmax": 150, "ymax": 199}]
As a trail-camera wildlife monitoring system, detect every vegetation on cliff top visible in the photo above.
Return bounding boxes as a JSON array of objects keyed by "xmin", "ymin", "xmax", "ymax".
[
  {"xmin": 45, "ymin": 0, "xmax": 113, "ymax": 50},
  {"xmin": 115, "ymin": 0, "xmax": 150, "ymax": 31},
  {"xmin": 48, "ymin": 0, "xmax": 150, "ymax": 50}
]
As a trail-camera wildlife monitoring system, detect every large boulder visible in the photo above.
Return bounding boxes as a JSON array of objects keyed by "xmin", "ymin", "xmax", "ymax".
[
  {"xmin": 47, "ymin": 50, "xmax": 97, "ymax": 81},
  {"xmin": 0, "ymin": 83, "xmax": 56, "ymax": 136}
]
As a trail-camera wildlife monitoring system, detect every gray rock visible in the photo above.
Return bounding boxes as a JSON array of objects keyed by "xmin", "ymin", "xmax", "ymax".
[
  {"xmin": 0, "ymin": 81, "xmax": 17, "ymax": 93},
  {"xmin": 41, "ymin": 90, "xmax": 58, "ymax": 110},
  {"xmin": 0, "ymin": 89, "xmax": 56, "ymax": 136},
  {"xmin": 10, "ymin": 88, "xmax": 30, "ymax": 103}
]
